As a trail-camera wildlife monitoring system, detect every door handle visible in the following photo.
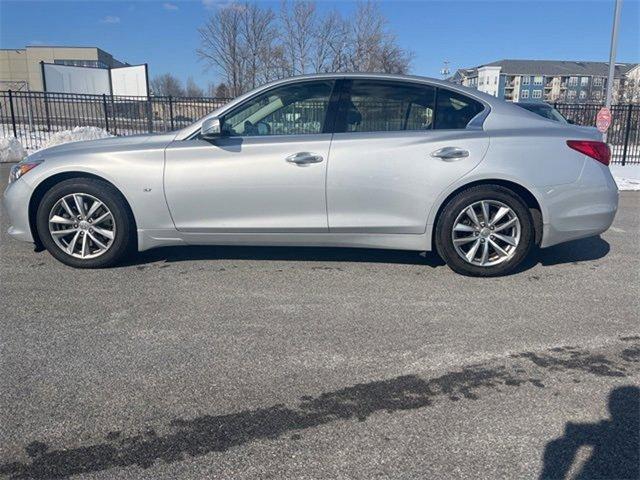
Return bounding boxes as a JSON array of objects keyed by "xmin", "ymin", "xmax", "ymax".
[
  {"xmin": 431, "ymin": 147, "xmax": 470, "ymax": 161},
  {"xmin": 285, "ymin": 152, "xmax": 324, "ymax": 165}
]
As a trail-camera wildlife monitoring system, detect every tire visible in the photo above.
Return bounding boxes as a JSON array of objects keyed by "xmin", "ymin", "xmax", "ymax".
[
  {"xmin": 435, "ymin": 185, "xmax": 534, "ymax": 277},
  {"xmin": 36, "ymin": 178, "xmax": 135, "ymax": 268}
]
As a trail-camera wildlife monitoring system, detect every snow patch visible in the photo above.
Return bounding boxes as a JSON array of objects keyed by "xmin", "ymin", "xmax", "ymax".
[
  {"xmin": 0, "ymin": 136, "xmax": 27, "ymax": 163},
  {"xmin": 610, "ymin": 164, "xmax": 640, "ymax": 191},
  {"xmin": 42, "ymin": 126, "xmax": 112, "ymax": 149}
]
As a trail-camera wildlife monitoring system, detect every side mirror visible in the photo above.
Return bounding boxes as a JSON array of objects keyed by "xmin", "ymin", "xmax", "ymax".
[{"xmin": 201, "ymin": 117, "xmax": 222, "ymax": 139}]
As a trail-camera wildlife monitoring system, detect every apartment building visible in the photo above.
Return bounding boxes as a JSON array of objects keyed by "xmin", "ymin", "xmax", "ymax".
[
  {"xmin": 0, "ymin": 45, "xmax": 127, "ymax": 91},
  {"xmin": 450, "ymin": 60, "xmax": 639, "ymax": 103}
]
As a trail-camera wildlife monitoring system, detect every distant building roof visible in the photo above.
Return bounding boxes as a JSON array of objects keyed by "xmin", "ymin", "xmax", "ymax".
[{"xmin": 479, "ymin": 59, "xmax": 637, "ymax": 77}]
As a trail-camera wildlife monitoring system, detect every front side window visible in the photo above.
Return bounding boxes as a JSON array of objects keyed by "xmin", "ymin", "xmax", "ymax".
[
  {"xmin": 222, "ymin": 81, "xmax": 334, "ymax": 136},
  {"xmin": 343, "ymin": 80, "xmax": 436, "ymax": 133},
  {"xmin": 434, "ymin": 89, "xmax": 484, "ymax": 129}
]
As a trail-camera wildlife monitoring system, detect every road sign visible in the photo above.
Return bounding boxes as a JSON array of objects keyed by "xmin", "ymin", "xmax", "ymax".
[{"xmin": 596, "ymin": 107, "xmax": 612, "ymax": 133}]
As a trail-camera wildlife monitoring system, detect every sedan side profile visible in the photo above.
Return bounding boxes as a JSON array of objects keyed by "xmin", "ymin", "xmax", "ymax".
[{"xmin": 4, "ymin": 73, "xmax": 618, "ymax": 276}]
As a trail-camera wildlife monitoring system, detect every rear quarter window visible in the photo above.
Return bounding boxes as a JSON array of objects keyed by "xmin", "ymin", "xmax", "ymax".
[{"xmin": 435, "ymin": 89, "xmax": 484, "ymax": 129}]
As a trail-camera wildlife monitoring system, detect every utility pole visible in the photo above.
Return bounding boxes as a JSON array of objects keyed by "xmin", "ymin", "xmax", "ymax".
[{"xmin": 605, "ymin": 0, "xmax": 623, "ymax": 109}]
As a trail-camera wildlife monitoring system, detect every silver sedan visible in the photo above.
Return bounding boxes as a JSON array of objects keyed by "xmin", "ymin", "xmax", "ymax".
[{"xmin": 3, "ymin": 73, "xmax": 618, "ymax": 276}]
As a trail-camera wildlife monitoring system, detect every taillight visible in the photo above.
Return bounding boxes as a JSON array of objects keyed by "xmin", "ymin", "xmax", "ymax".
[{"xmin": 566, "ymin": 140, "xmax": 610, "ymax": 166}]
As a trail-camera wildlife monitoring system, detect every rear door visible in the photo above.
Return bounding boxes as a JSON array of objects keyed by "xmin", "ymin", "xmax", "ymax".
[{"xmin": 326, "ymin": 80, "xmax": 490, "ymax": 233}]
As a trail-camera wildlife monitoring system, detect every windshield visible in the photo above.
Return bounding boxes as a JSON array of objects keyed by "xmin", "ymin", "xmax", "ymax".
[{"xmin": 517, "ymin": 103, "xmax": 568, "ymax": 123}]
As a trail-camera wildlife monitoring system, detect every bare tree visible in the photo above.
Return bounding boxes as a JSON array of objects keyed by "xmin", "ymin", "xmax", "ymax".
[
  {"xmin": 280, "ymin": 0, "xmax": 316, "ymax": 75},
  {"xmin": 197, "ymin": 4, "xmax": 247, "ymax": 96},
  {"xmin": 197, "ymin": 0, "xmax": 412, "ymax": 95},
  {"xmin": 150, "ymin": 73, "xmax": 185, "ymax": 96},
  {"xmin": 215, "ymin": 83, "xmax": 231, "ymax": 98},
  {"xmin": 185, "ymin": 77, "xmax": 205, "ymax": 97},
  {"xmin": 206, "ymin": 82, "xmax": 218, "ymax": 97}
]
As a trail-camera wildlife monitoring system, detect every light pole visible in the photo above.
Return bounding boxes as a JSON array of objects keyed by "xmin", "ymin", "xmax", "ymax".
[{"xmin": 605, "ymin": 0, "xmax": 623, "ymax": 109}]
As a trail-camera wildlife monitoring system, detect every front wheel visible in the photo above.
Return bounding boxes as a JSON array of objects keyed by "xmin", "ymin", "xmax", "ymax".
[
  {"xmin": 435, "ymin": 186, "xmax": 534, "ymax": 277},
  {"xmin": 36, "ymin": 178, "xmax": 135, "ymax": 268}
]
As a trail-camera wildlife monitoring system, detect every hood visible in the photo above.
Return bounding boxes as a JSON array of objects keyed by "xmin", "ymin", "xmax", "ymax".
[{"xmin": 29, "ymin": 132, "xmax": 177, "ymax": 160}]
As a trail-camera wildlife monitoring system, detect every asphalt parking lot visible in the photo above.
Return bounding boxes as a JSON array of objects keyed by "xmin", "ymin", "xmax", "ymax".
[{"xmin": 1, "ymin": 162, "xmax": 638, "ymax": 479}]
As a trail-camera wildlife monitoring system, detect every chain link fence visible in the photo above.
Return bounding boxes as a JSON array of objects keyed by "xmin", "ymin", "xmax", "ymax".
[{"xmin": 1, "ymin": 90, "xmax": 638, "ymax": 164}]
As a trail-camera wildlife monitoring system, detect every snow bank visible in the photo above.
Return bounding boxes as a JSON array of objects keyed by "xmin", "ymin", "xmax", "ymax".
[
  {"xmin": 610, "ymin": 164, "xmax": 640, "ymax": 191},
  {"xmin": 42, "ymin": 126, "xmax": 112, "ymax": 149},
  {"xmin": 0, "ymin": 136, "xmax": 27, "ymax": 163}
]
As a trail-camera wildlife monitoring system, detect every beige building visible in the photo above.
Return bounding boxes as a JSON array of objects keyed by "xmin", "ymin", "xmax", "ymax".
[{"xmin": 0, "ymin": 46, "xmax": 126, "ymax": 91}]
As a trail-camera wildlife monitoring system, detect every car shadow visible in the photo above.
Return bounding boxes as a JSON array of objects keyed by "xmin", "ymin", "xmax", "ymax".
[
  {"xmin": 123, "ymin": 236, "xmax": 610, "ymax": 272},
  {"xmin": 539, "ymin": 385, "xmax": 640, "ymax": 479}
]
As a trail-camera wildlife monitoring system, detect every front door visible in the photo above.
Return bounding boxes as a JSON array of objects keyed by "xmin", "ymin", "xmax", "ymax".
[{"xmin": 164, "ymin": 80, "xmax": 336, "ymax": 233}]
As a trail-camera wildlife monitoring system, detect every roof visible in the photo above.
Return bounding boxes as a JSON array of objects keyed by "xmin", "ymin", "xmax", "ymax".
[{"xmin": 479, "ymin": 59, "xmax": 637, "ymax": 77}]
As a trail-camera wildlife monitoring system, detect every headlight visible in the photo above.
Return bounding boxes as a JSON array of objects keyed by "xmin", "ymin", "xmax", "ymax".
[{"xmin": 8, "ymin": 160, "xmax": 44, "ymax": 184}]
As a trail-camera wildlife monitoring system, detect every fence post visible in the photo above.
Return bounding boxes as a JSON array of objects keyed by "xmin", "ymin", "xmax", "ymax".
[
  {"xmin": 102, "ymin": 94, "xmax": 110, "ymax": 133},
  {"xmin": 43, "ymin": 91, "xmax": 51, "ymax": 132},
  {"xmin": 620, "ymin": 104, "xmax": 633, "ymax": 166},
  {"xmin": 8, "ymin": 90, "xmax": 18, "ymax": 138},
  {"xmin": 109, "ymin": 94, "xmax": 117, "ymax": 135},
  {"xmin": 169, "ymin": 96, "xmax": 174, "ymax": 131},
  {"xmin": 146, "ymin": 97, "xmax": 154, "ymax": 133}
]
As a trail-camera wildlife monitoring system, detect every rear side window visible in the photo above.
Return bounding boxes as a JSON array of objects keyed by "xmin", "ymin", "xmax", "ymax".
[
  {"xmin": 343, "ymin": 81, "xmax": 436, "ymax": 133},
  {"xmin": 434, "ymin": 89, "xmax": 484, "ymax": 129}
]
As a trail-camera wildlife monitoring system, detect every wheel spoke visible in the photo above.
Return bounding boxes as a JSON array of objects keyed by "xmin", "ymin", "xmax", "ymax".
[
  {"xmin": 480, "ymin": 240, "xmax": 490, "ymax": 265},
  {"xmin": 454, "ymin": 223, "xmax": 476, "ymax": 233},
  {"xmin": 454, "ymin": 236, "xmax": 477, "ymax": 245},
  {"xmin": 92, "ymin": 226, "xmax": 114, "ymax": 240},
  {"xmin": 85, "ymin": 199, "xmax": 103, "ymax": 220},
  {"xmin": 73, "ymin": 194, "xmax": 87, "ymax": 218},
  {"xmin": 494, "ymin": 217, "xmax": 517, "ymax": 232},
  {"xmin": 490, "ymin": 206, "xmax": 510, "ymax": 226},
  {"xmin": 66, "ymin": 231, "xmax": 80, "ymax": 254},
  {"xmin": 465, "ymin": 239, "xmax": 481, "ymax": 262},
  {"xmin": 481, "ymin": 201, "xmax": 491, "ymax": 224},
  {"xmin": 49, "ymin": 215, "xmax": 75, "ymax": 225},
  {"xmin": 493, "ymin": 232, "xmax": 517, "ymax": 246},
  {"xmin": 61, "ymin": 198, "xmax": 75, "ymax": 217},
  {"xmin": 465, "ymin": 206, "xmax": 481, "ymax": 228},
  {"xmin": 51, "ymin": 228, "xmax": 78, "ymax": 236},
  {"xmin": 81, "ymin": 233, "xmax": 88, "ymax": 258},
  {"xmin": 88, "ymin": 232, "xmax": 108, "ymax": 250},
  {"xmin": 489, "ymin": 239, "xmax": 508, "ymax": 257},
  {"xmin": 92, "ymin": 211, "xmax": 112, "ymax": 225}
]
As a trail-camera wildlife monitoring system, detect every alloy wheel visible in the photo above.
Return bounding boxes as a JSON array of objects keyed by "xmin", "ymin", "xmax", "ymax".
[
  {"xmin": 451, "ymin": 199, "xmax": 521, "ymax": 267},
  {"xmin": 48, "ymin": 193, "xmax": 116, "ymax": 259}
]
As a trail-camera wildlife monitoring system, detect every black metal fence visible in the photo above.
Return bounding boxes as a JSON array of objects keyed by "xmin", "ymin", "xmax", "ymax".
[
  {"xmin": 554, "ymin": 103, "xmax": 640, "ymax": 165},
  {"xmin": 0, "ymin": 90, "xmax": 230, "ymax": 151},
  {"xmin": 1, "ymin": 90, "xmax": 638, "ymax": 164}
]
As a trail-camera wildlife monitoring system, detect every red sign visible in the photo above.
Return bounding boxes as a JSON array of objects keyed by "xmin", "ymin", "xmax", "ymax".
[{"xmin": 596, "ymin": 107, "xmax": 612, "ymax": 133}]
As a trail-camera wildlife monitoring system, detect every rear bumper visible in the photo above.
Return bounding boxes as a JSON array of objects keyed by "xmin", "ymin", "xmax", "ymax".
[
  {"xmin": 3, "ymin": 178, "xmax": 34, "ymax": 243},
  {"xmin": 540, "ymin": 160, "xmax": 618, "ymax": 248}
]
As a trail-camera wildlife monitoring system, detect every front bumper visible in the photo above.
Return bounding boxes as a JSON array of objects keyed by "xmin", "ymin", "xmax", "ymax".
[
  {"xmin": 540, "ymin": 159, "xmax": 618, "ymax": 248},
  {"xmin": 3, "ymin": 178, "xmax": 34, "ymax": 243}
]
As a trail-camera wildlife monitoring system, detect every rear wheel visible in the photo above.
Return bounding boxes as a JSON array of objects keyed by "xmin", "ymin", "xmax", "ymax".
[
  {"xmin": 435, "ymin": 185, "xmax": 534, "ymax": 277},
  {"xmin": 36, "ymin": 178, "xmax": 135, "ymax": 268}
]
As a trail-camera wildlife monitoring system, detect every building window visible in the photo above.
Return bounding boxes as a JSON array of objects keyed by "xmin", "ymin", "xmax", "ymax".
[
  {"xmin": 522, "ymin": 76, "xmax": 530, "ymax": 85},
  {"xmin": 581, "ymin": 77, "xmax": 589, "ymax": 86},
  {"xmin": 53, "ymin": 59, "xmax": 107, "ymax": 68},
  {"xmin": 521, "ymin": 90, "xmax": 529, "ymax": 99},
  {"xmin": 579, "ymin": 91, "xmax": 587, "ymax": 100},
  {"xmin": 494, "ymin": 77, "xmax": 498, "ymax": 84},
  {"xmin": 532, "ymin": 90, "xmax": 542, "ymax": 99},
  {"xmin": 533, "ymin": 76, "xmax": 543, "ymax": 85},
  {"xmin": 568, "ymin": 90, "xmax": 576, "ymax": 99},
  {"xmin": 568, "ymin": 77, "xmax": 578, "ymax": 86},
  {"xmin": 593, "ymin": 91, "xmax": 602, "ymax": 100},
  {"xmin": 594, "ymin": 77, "xmax": 603, "ymax": 86}
]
